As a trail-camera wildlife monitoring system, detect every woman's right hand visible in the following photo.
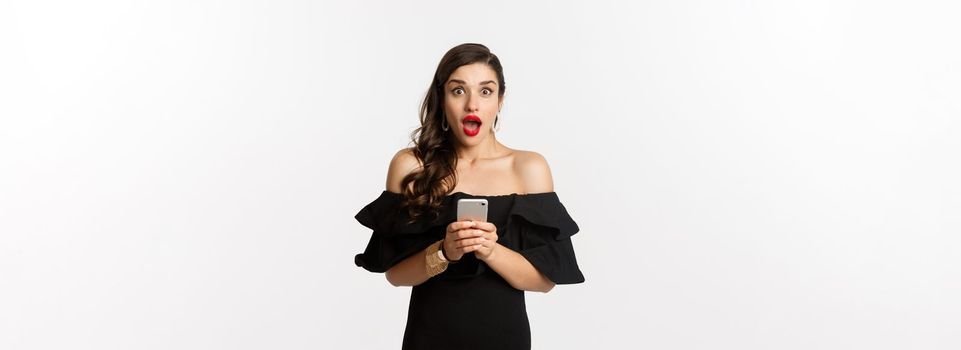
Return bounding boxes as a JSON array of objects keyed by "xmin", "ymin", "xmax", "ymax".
[{"xmin": 443, "ymin": 220, "xmax": 486, "ymax": 261}]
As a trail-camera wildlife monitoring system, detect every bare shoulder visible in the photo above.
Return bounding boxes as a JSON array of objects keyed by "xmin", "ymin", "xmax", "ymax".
[
  {"xmin": 386, "ymin": 148, "xmax": 421, "ymax": 193},
  {"xmin": 512, "ymin": 150, "xmax": 554, "ymax": 194}
]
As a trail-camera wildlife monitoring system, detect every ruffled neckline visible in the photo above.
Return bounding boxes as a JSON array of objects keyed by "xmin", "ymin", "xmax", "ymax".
[
  {"xmin": 448, "ymin": 191, "xmax": 556, "ymax": 198},
  {"xmin": 359, "ymin": 190, "xmax": 574, "ymax": 237},
  {"xmin": 382, "ymin": 190, "xmax": 557, "ymax": 198}
]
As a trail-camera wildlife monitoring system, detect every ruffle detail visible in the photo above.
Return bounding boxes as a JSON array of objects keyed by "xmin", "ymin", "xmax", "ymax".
[
  {"xmin": 354, "ymin": 191, "xmax": 452, "ymax": 237},
  {"xmin": 353, "ymin": 191, "xmax": 452, "ymax": 273},
  {"xmin": 505, "ymin": 193, "xmax": 585, "ymax": 284},
  {"xmin": 507, "ymin": 192, "xmax": 580, "ymax": 241}
]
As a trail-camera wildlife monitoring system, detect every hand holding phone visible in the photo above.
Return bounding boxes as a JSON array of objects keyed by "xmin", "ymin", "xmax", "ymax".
[{"xmin": 445, "ymin": 198, "xmax": 495, "ymax": 262}]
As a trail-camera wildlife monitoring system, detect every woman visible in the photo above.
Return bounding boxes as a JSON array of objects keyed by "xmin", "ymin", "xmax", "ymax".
[{"xmin": 354, "ymin": 43, "xmax": 584, "ymax": 350}]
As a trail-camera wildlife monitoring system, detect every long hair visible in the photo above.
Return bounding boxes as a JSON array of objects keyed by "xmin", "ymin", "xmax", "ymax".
[{"xmin": 400, "ymin": 43, "xmax": 507, "ymax": 223}]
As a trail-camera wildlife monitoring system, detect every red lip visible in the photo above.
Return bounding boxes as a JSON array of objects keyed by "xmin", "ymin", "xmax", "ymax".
[{"xmin": 462, "ymin": 115, "xmax": 482, "ymax": 137}]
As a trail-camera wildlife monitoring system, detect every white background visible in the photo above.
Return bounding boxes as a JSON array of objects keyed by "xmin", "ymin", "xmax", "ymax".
[{"xmin": 2, "ymin": 1, "xmax": 959, "ymax": 349}]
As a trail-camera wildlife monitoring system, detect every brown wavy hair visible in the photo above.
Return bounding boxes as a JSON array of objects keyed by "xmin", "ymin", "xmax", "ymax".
[{"xmin": 400, "ymin": 43, "xmax": 507, "ymax": 223}]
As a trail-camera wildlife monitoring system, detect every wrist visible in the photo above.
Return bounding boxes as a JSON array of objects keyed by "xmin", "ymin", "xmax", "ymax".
[
  {"xmin": 478, "ymin": 243, "xmax": 500, "ymax": 263},
  {"xmin": 440, "ymin": 240, "xmax": 460, "ymax": 263},
  {"xmin": 425, "ymin": 240, "xmax": 448, "ymax": 278}
]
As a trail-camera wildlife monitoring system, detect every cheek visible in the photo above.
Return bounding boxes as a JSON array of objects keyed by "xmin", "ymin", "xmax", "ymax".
[{"xmin": 443, "ymin": 98, "xmax": 459, "ymax": 111}]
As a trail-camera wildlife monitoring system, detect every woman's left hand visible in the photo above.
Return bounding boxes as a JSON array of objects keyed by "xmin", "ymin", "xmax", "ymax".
[{"xmin": 462, "ymin": 221, "xmax": 499, "ymax": 261}]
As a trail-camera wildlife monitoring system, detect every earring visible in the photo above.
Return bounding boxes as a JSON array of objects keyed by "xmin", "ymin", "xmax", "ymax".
[
  {"xmin": 493, "ymin": 115, "xmax": 500, "ymax": 132},
  {"xmin": 441, "ymin": 118, "xmax": 449, "ymax": 131}
]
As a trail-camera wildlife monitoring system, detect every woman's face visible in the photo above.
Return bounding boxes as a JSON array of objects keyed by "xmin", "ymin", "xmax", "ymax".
[{"xmin": 443, "ymin": 63, "xmax": 503, "ymax": 146}]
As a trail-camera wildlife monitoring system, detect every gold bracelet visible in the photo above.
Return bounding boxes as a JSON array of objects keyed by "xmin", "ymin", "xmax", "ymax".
[{"xmin": 425, "ymin": 240, "xmax": 448, "ymax": 278}]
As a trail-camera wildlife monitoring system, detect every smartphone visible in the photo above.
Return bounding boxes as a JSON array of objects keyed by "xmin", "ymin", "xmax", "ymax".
[{"xmin": 457, "ymin": 198, "xmax": 488, "ymax": 222}]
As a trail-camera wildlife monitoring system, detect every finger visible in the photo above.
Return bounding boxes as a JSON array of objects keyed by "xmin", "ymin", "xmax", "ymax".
[
  {"xmin": 455, "ymin": 229, "xmax": 486, "ymax": 239},
  {"xmin": 448, "ymin": 221, "xmax": 469, "ymax": 232},
  {"xmin": 456, "ymin": 237, "xmax": 486, "ymax": 248},
  {"xmin": 461, "ymin": 243, "xmax": 484, "ymax": 253},
  {"xmin": 473, "ymin": 221, "xmax": 496, "ymax": 232},
  {"xmin": 448, "ymin": 221, "xmax": 475, "ymax": 232},
  {"xmin": 473, "ymin": 229, "xmax": 489, "ymax": 239},
  {"xmin": 474, "ymin": 230, "xmax": 496, "ymax": 242}
]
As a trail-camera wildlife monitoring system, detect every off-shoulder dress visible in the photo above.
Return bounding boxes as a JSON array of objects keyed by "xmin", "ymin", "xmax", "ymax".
[{"xmin": 355, "ymin": 191, "xmax": 584, "ymax": 350}]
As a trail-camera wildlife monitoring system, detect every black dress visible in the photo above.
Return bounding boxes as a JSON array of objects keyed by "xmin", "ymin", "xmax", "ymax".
[{"xmin": 354, "ymin": 191, "xmax": 585, "ymax": 350}]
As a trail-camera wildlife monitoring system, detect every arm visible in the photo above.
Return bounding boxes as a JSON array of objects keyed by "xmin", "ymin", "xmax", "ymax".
[
  {"xmin": 481, "ymin": 243, "xmax": 556, "ymax": 293},
  {"xmin": 385, "ymin": 244, "xmax": 433, "ymax": 287}
]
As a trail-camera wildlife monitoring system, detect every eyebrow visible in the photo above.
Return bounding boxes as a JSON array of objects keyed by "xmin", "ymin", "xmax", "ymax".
[{"xmin": 447, "ymin": 79, "xmax": 497, "ymax": 86}]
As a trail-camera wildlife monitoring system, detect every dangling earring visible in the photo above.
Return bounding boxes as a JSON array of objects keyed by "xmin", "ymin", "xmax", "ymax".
[
  {"xmin": 493, "ymin": 114, "xmax": 500, "ymax": 132},
  {"xmin": 441, "ymin": 118, "xmax": 449, "ymax": 131}
]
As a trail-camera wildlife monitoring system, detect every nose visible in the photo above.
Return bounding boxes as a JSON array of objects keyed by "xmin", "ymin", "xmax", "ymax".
[{"xmin": 466, "ymin": 91, "xmax": 479, "ymax": 112}]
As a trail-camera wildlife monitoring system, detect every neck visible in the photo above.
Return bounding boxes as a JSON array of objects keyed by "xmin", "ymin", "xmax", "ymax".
[{"xmin": 455, "ymin": 134, "xmax": 502, "ymax": 162}]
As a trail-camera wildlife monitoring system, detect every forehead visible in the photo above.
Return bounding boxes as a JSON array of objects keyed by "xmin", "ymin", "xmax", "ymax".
[{"xmin": 447, "ymin": 63, "xmax": 498, "ymax": 85}]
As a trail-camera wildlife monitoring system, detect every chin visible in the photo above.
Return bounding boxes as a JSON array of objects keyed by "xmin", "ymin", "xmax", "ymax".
[{"xmin": 458, "ymin": 132, "xmax": 485, "ymax": 144}]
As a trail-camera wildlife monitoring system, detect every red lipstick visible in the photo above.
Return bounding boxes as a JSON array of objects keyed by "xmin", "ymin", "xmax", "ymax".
[{"xmin": 462, "ymin": 115, "xmax": 482, "ymax": 137}]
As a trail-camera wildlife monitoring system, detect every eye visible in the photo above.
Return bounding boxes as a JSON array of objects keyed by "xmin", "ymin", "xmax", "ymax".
[
  {"xmin": 451, "ymin": 87, "xmax": 464, "ymax": 95},
  {"xmin": 482, "ymin": 88, "xmax": 494, "ymax": 95}
]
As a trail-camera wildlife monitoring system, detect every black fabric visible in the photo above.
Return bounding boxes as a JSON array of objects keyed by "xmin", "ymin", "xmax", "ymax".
[{"xmin": 354, "ymin": 191, "xmax": 585, "ymax": 350}]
